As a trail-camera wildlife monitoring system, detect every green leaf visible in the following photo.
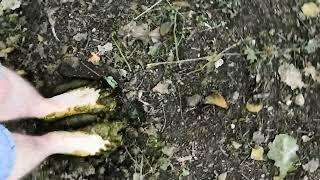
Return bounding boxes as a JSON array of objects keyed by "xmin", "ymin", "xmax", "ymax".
[
  {"xmin": 244, "ymin": 46, "xmax": 257, "ymax": 64},
  {"xmin": 267, "ymin": 134, "xmax": 299, "ymax": 177},
  {"xmin": 103, "ymin": 76, "xmax": 118, "ymax": 89}
]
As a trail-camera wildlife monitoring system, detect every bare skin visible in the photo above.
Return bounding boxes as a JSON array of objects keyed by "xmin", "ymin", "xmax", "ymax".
[{"xmin": 0, "ymin": 66, "xmax": 107, "ymax": 180}]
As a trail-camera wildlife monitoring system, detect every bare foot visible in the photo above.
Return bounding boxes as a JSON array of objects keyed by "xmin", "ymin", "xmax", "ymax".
[
  {"xmin": 45, "ymin": 131, "xmax": 110, "ymax": 156},
  {"xmin": 33, "ymin": 87, "xmax": 105, "ymax": 120}
]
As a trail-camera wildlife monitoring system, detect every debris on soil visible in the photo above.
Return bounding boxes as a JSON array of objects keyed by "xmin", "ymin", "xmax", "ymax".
[
  {"xmin": 97, "ymin": 43, "xmax": 113, "ymax": 55},
  {"xmin": 161, "ymin": 145, "xmax": 176, "ymax": 157},
  {"xmin": 186, "ymin": 94, "xmax": 202, "ymax": 107},
  {"xmin": 246, "ymin": 102, "xmax": 263, "ymax": 113},
  {"xmin": 218, "ymin": 172, "xmax": 228, "ymax": 180},
  {"xmin": 304, "ymin": 62, "xmax": 320, "ymax": 82},
  {"xmin": 152, "ymin": 80, "xmax": 172, "ymax": 94},
  {"xmin": 160, "ymin": 21, "xmax": 173, "ymax": 36},
  {"xmin": 302, "ymin": 158, "xmax": 319, "ymax": 173},
  {"xmin": 88, "ymin": 52, "xmax": 101, "ymax": 65},
  {"xmin": 251, "ymin": 145, "xmax": 264, "ymax": 161},
  {"xmin": 0, "ymin": 0, "xmax": 21, "ymax": 15},
  {"xmin": 305, "ymin": 39, "xmax": 320, "ymax": 54},
  {"xmin": 267, "ymin": 134, "xmax": 299, "ymax": 178},
  {"xmin": 294, "ymin": 93, "xmax": 305, "ymax": 107},
  {"xmin": 252, "ymin": 131, "xmax": 265, "ymax": 144},
  {"xmin": 73, "ymin": 32, "xmax": 88, "ymax": 42},
  {"xmin": 301, "ymin": 2, "xmax": 320, "ymax": 17},
  {"xmin": 232, "ymin": 141, "xmax": 242, "ymax": 149},
  {"xmin": 302, "ymin": 135, "xmax": 311, "ymax": 143},
  {"xmin": 204, "ymin": 92, "xmax": 228, "ymax": 109},
  {"xmin": 278, "ymin": 63, "xmax": 305, "ymax": 90}
]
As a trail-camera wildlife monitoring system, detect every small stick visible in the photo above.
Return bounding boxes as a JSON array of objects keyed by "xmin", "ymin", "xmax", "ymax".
[
  {"xmin": 112, "ymin": 36, "xmax": 132, "ymax": 71},
  {"xmin": 134, "ymin": 0, "xmax": 163, "ymax": 20},
  {"xmin": 173, "ymin": 11, "xmax": 179, "ymax": 62},
  {"xmin": 146, "ymin": 42, "xmax": 240, "ymax": 68}
]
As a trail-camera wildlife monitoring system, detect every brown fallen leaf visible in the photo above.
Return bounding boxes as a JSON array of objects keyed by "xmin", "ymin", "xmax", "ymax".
[
  {"xmin": 205, "ymin": 92, "xmax": 228, "ymax": 109},
  {"xmin": 246, "ymin": 102, "xmax": 263, "ymax": 113},
  {"xmin": 88, "ymin": 52, "xmax": 101, "ymax": 65},
  {"xmin": 251, "ymin": 145, "xmax": 264, "ymax": 161}
]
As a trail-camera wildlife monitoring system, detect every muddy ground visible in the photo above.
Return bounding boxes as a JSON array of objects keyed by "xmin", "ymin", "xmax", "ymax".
[{"xmin": 1, "ymin": 0, "xmax": 320, "ymax": 179}]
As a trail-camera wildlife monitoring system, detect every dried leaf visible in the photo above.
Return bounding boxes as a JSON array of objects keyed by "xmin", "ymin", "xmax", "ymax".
[
  {"xmin": 152, "ymin": 80, "xmax": 172, "ymax": 94},
  {"xmin": 73, "ymin": 32, "xmax": 88, "ymax": 41},
  {"xmin": 302, "ymin": 158, "xmax": 319, "ymax": 173},
  {"xmin": 205, "ymin": 93, "xmax": 228, "ymax": 108},
  {"xmin": 305, "ymin": 39, "xmax": 320, "ymax": 54},
  {"xmin": 278, "ymin": 63, "xmax": 305, "ymax": 90},
  {"xmin": 161, "ymin": 146, "xmax": 175, "ymax": 157},
  {"xmin": 232, "ymin": 141, "xmax": 242, "ymax": 149},
  {"xmin": 218, "ymin": 172, "xmax": 228, "ymax": 180},
  {"xmin": 97, "ymin": 43, "xmax": 113, "ymax": 55},
  {"xmin": 87, "ymin": 52, "xmax": 101, "ymax": 65},
  {"xmin": 160, "ymin": 21, "xmax": 173, "ymax": 36},
  {"xmin": 149, "ymin": 27, "xmax": 161, "ymax": 43},
  {"xmin": 246, "ymin": 102, "xmax": 263, "ymax": 113},
  {"xmin": 251, "ymin": 145, "xmax": 264, "ymax": 161},
  {"xmin": 302, "ymin": 2, "xmax": 320, "ymax": 17}
]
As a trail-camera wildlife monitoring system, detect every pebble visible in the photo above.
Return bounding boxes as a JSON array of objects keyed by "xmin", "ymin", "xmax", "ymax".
[{"xmin": 295, "ymin": 93, "xmax": 305, "ymax": 106}]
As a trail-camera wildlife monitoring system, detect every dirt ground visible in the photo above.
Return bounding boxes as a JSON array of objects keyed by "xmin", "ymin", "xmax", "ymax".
[{"xmin": 1, "ymin": 0, "xmax": 320, "ymax": 179}]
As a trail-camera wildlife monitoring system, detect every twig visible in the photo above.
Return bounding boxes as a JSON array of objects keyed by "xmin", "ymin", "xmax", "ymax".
[
  {"xmin": 178, "ymin": 85, "xmax": 184, "ymax": 121},
  {"xmin": 147, "ymin": 56, "xmax": 209, "ymax": 68},
  {"xmin": 112, "ymin": 36, "xmax": 132, "ymax": 71},
  {"xmin": 134, "ymin": 0, "xmax": 163, "ymax": 20},
  {"xmin": 147, "ymin": 41, "xmax": 240, "ymax": 69},
  {"xmin": 173, "ymin": 11, "xmax": 179, "ymax": 62},
  {"xmin": 46, "ymin": 8, "xmax": 60, "ymax": 41},
  {"xmin": 80, "ymin": 61, "xmax": 101, "ymax": 77},
  {"xmin": 161, "ymin": 104, "xmax": 167, "ymax": 133}
]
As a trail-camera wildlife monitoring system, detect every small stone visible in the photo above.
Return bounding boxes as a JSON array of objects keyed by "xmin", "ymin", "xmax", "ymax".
[
  {"xmin": 187, "ymin": 94, "xmax": 202, "ymax": 107},
  {"xmin": 231, "ymin": 91, "xmax": 239, "ymax": 103},
  {"xmin": 295, "ymin": 93, "xmax": 305, "ymax": 107}
]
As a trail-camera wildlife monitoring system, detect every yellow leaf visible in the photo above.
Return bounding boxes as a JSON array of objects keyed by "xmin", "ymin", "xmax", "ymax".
[
  {"xmin": 273, "ymin": 176, "xmax": 284, "ymax": 180},
  {"xmin": 173, "ymin": 1, "xmax": 191, "ymax": 7},
  {"xmin": 205, "ymin": 93, "xmax": 228, "ymax": 109},
  {"xmin": 1, "ymin": 47, "xmax": 15, "ymax": 53},
  {"xmin": 88, "ymin": 52, "xmax": 101, "ymax": 65},
  {"xmin": 246, "ymin": 102, "xmax": 263, "ymax": 113},
  {"xmin": 302, "ymin": 2, "xmax": 320, "ymax": 17},
  {"xmin": 251, "ymin": 145, "xmax": 264, "ymax": 161}
]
